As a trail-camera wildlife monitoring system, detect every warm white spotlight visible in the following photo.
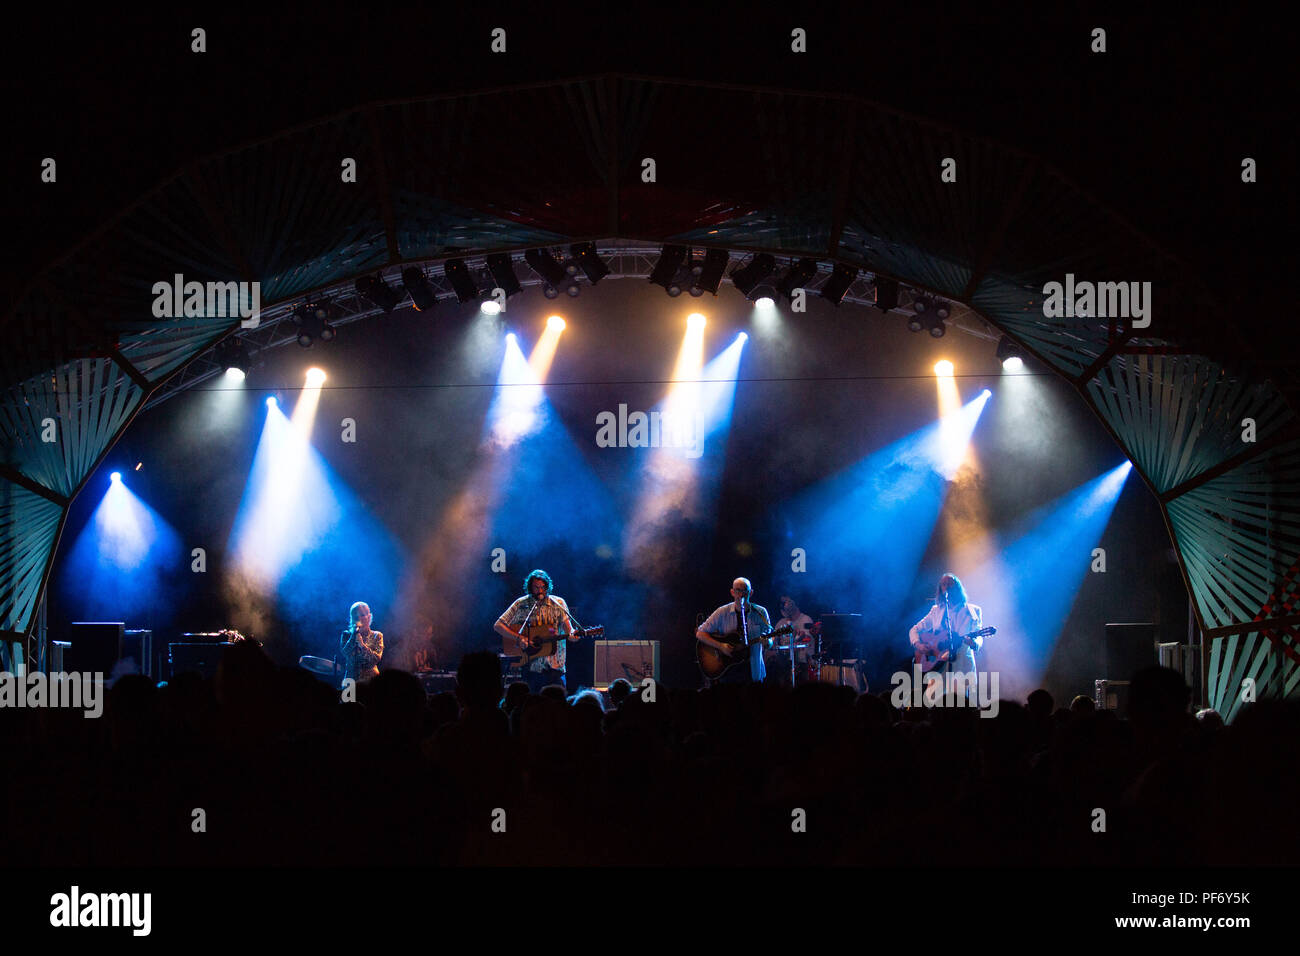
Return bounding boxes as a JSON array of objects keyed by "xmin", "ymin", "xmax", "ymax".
[
  {"xmin": 755, "ymin": 296, "xmax": 776, "ymax": 310},
  {"xmin": 687, "ymin": 313, "xmax": 707, "ymax": 331},
  {"xmin": 547, "ymin": 315, "xmax": 566, "ymax": 331},
  {"xmin": 305, "ymin": 367, "xmax": 326, "ymax": 387},
  {"xmin": 934, "ymin": 360, "xmax": 954, "ymax": 377},
  {"xmin": 481, "ymin": 300, "xmax": 502, "ymax": 315},
  {"xmin": 1002, "ymin": 355, "xmax": 1024, "ymax": 372}
]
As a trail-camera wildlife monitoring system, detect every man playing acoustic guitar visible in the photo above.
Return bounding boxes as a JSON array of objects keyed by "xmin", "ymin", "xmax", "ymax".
[
  {"xmin": 495, "ymin": 569, "xmax": 580, "ymax": 693},
  {"xmin": 695, "ymin": 577, "xmax": 773, "ymax": 686}
]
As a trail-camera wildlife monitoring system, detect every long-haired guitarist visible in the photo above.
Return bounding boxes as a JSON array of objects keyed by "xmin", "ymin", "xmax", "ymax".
[
  {"xmin": 695, "ymin": 577, "xmax": 772, "ymax": 685},
  {"xmin": 909, "ymin": 573, "xmax": 984, "ymax": 688},
  {"xmin": 494, "ymin": 569, "xmax": 579, "ymax": 693}
]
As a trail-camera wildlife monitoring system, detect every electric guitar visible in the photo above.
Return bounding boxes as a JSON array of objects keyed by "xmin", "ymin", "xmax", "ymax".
[
  {"xmin": 913, "ymin": 626, "xmax": 996, "ymax": 673},
  {"xmin": 510, "ymin": 624, "xmax": 604, "ymax": 667},
  {"xmin": 697, "ymin": 624, "xmax": 794, "ymax": 680}
]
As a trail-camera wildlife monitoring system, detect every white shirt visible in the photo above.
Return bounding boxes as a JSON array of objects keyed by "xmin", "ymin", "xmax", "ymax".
[{"xmin": 909, "ymin": 602, "xmax": 983, "ymax": 675}]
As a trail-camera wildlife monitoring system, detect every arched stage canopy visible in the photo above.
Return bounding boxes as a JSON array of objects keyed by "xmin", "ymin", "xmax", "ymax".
[{"xmin": 2, "ymin": 74, "xmax": 1295, "ymax": 716}]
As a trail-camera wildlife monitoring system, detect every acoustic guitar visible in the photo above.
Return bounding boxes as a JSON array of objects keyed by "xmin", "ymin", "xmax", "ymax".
[
  {"xmin": 510, "ymin": 624, "xmax": 604, "ymax": 667},
  {"xmin": 913, "ymin": 626, "xmax": 996, "ymax": 673},
  {"xmin": 697, "ymin": 624, "xmax": 794, "ymax": 680}
]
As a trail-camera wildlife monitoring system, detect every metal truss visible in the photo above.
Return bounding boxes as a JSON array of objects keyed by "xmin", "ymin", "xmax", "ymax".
[{"xmin": 142, "ymin": 242, "xmax": 997, "ymax": 410}]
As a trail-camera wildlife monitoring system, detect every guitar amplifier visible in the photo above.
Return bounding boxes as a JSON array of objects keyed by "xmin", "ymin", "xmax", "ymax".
[
  {"xmin": 594, "ymin": 641, "xmax": 660, "ymax": 687},
  {"xmin": 1094, "ymin": 679, "xmax": 1130, "ymax": 716},
  {"xmin": 169, "ymin": 642, "xmax": 234, "ymax": 679},
  {"xmin": 416, "ymin": 671, "xmax": 458, "ymax": 695}
]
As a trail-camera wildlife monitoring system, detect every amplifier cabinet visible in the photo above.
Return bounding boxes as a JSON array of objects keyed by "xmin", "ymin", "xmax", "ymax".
[{"xmin": 594, "ymin": 640, "xmax": 660, "ymax": 687}]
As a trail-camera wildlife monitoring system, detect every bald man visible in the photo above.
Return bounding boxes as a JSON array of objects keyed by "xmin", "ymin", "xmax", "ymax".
[{"xmin": 696, "ymin": 577, "xmax": 772, "ymax": 685}]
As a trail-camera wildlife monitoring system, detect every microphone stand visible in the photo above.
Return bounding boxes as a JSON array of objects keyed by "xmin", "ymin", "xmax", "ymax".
[
  {"xmin": 737, "ymin": 600, "xmax": 749, "ymax": 681},
  {"xmin": 941, "ymin": 592, "xmax": 953, "ymax": 702}
]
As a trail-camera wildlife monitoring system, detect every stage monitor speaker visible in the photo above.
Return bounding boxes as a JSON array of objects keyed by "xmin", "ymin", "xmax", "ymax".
[
  {"xmin": 1104, "ymin": 623, "xmax": 1158, "ymax": 683},
  {"xmin": 594, "ymin": 641, "xmax": 660, "ymax": 686},
  {"xmin": 169, "ymin": 642, "xmax": 233, "ymax": 680},
  {"xmin": 68, "ymin": 622, "xmax": 124, "ymax": 674}
]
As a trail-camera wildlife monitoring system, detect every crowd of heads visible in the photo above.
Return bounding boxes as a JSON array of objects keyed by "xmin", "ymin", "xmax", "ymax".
[{"xmin": 1, "ymin": 642, "xmax": 1296, "ymax": 865}]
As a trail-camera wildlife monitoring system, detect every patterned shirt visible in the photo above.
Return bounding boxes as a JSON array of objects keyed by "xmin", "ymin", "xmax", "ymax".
[
  {"xmin": 497, "ymin": 595, "xmax": 573, "ymax": 673},
  {"xmin": 340, "ymin": 627, "xmax": 384, "ymax": 681}
]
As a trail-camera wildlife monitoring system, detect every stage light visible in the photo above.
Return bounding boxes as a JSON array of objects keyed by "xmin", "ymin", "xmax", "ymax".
[
  {"xmin": 821, "ymin": 263, "xmax": 858, "ymax": 306},
  {"xmin": 694, "ymin": 249, "xmax": 730, "ymax": 296},
  {"xmin": 292, "ymin": 303, "xmax": 335, "ymax": 348},
  {"xmin": 737, "ymin": 332, "xmax": 748, "ymax": 342},
  {"xmin": 874, "ymin": 277, "xmax": 900, "ymax": 312},
  {"xmin": 134, "ymin": 462, "xmax": 143, "ymax": 471},
  {"xmin": 650, "ymin": 245, "xmax": 689, "ymax": 294},
  {"xmin": 775, "ymin": 258, "xmax": 819, "ymax": 302},
  {"xmin": 400, "ymin": 268, "xmax": 438, "ymax": 312},
  {"xmin": 505, "ymin": 332, "xmax": 517, "ymax": 343},
  {"xmin": 731, "ymin": 253, "xmax": 776, "ymax": 297},
  {"xmin": 443, "ymin": 259, "xmax": 480, "ymax": 304},
  {"xmin": 215, "ymin": 336, "xmax": 252, "ymax": 378},
  {"xmin": 266, "ymin": 396, "xmax": 277, "ymax": 407},
  {"xmin": 755, "ymin": 295, "xmax": 776, "ymax": 310},
  {"xmin": 305, "ymin": 367, "xmax": 326, "ymax": 387},
  {"xmin": 356, "ymin": 274, "xmax": 400, "ymax": 313},
  {"xmin": 997, "ymin": 334, "xmax": 1025, "ymax": 372},
  {"xmin": 565, "ymin": 278, "xmax": 581, "ymax": 297},
  {"xmin": 525, "ymin": 248, "xmax": 568, "ymax": 294},
  {"xmin": 913, "ymin": 296, "xmax": 948, "ymax": 337},
  {"xmin": 570, "ymin": 242, "xmax": 610, "ymax": 284},
  {"xmin": 547, "ymin": 315, "xmax": 566, "ymax": 331},
  {"xmin": 687, "ymin": 313, "xmax": 706, "ymax": 331},
  {"xmin": 480, "ymin": 298, "xmax": 502, "ymax": 315},
  {"xmin": 934, "ymin": 360, "xmax": 954, "ymax": 377},
  {"xmin": 110, "ymin": 472, "xmax": 121, "ymax": 483},
  {"xmin": 486, "ymin": 253, "xmax": 523, "ymax": 299}
]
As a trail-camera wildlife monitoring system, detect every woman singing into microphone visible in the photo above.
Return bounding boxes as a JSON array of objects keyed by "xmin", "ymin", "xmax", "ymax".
[{"xmin": 340, "ymin": 601, "xmax": 384, "ymax": 682}]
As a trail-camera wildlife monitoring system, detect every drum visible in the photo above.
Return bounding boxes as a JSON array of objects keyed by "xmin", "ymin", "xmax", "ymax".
[
  {"xmin": 818, "ymin": 660, "xmax": 868, "ymax": 693},
  {"xmin": 298, "ymin": 655, "xmax": 338, "ymax": 678}
]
